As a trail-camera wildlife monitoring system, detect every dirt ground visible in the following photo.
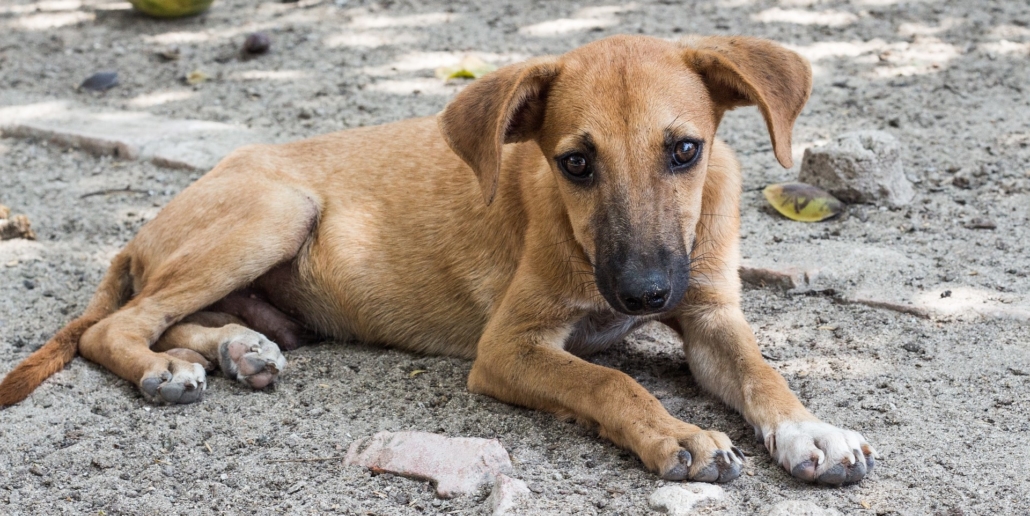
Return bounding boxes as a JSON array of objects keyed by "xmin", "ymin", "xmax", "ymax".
[{"xmin": 2, "ymin": 0, "xmax": 1029, "ymax": 514}]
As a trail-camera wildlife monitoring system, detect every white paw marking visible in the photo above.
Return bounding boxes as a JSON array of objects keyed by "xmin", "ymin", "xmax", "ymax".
[{"xmin": 763, "ymin": 421, "xmax": 877, "ymax": 481}]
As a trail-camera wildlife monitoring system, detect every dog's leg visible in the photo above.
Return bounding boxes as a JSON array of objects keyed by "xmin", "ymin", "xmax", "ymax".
[
  {"xmin": 153, "ymin": 312, "xmax": 286, "ymax": 389},
  {"xmin": 667, "ymin": 139, "xmax": 875, "ymax": 485},
  {"xmin": 675, "ymin": 296, "xmax": 875, "ymax": 485},
  {"xmin": 468, "ymin": 276, "xmax": 744, "ymax": 483},
  {"xmin": 78, "ymin": 173, "xmax": 318, "ymax": 404}
]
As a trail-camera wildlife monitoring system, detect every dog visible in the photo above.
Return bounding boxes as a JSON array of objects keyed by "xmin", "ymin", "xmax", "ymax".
[{"xmin": 0, "ymin": 35, "xmax": 875, "ymax": 485}]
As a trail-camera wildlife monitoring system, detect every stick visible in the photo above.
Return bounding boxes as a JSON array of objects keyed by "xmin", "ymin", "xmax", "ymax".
[
  {"xmin": 265, "ymin": 456, "xmax": 347, "ymax": 464},
  {"xmin": 79, "ymin": 186, "xmax": 150, "ymax": 197}
]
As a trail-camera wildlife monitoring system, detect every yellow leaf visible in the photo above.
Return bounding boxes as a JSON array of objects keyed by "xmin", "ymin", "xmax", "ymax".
[
  {"xmin": 435, "ymin": 56, "xmax": 497, "ymax": 81},
  {"xmin": 186, "ymin": 70, "xmax": 210, "ymax": 85},
  {"xmin": 408, "ymin": 369, "xmax": 427, "ymax": 378},
  {"xmin": 763, "ymin": 182, "xmax": 843, "ymax": 222}
]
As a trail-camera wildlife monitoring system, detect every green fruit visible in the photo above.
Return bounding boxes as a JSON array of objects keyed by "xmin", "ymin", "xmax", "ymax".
[{"xmin": 129, "ymin": 0, "xmax": 214, "ymax": 18}]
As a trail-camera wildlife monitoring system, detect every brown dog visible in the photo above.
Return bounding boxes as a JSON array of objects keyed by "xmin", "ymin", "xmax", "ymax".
[{"xmin": 0, "ymin": 35, "xmax": 875, "ymax": 485}]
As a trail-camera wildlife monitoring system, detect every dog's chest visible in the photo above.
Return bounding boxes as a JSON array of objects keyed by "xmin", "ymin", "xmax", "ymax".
[{"xmin": 564, "ymin": 310, "xmax": 648, "ymax": 357}]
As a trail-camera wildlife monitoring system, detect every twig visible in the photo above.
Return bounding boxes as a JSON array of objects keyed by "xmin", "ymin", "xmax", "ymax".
[
  {"xmin": 80, "ymin": 186, "xmax": 150, "ymax": 197},
  {"xmin": 265, "ymin": 456, "xmax": 347, "ymax": 464}
]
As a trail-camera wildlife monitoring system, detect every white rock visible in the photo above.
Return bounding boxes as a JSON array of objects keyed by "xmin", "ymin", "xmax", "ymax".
[
  {"xmin": 799, "ymin": 130, "xmax": 914, "ymax": 207},
  {"xmin": 648, "ymin": 484, "xmax": 725, "ymax": 515},
  {"xmin": 765, "ymin": 500, "xmax": 843, "ymax": 516},
  {"xmin": 0, "ymin": 100, "xmax": 268, "ymax": 171},
  {"xmin": 485, "ymin": 474, "xmax": 530, "ymax": 515},
  {"xmin": 344, "ymin": 431, "xmax": 513, "ymax": 498}
]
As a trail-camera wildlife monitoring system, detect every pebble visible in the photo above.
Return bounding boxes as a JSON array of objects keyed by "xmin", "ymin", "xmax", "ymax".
[
  {"xmin": 78, "ymin": 71, "xmax": 119, "ymax": 92},
  {"xmin": 648, "ymin": 484, "xmax": 725, "ymax": 515},
  {"xmin": 485, "ymin": 474, "xmax": 529, "ymax": 515},
  {"xmin": 243, "ymin": 33, "xmax": 271, "ymax": 55},
  {"xmin": 29, "ymin": 464, "xmax": 46, "ymax": 476}
]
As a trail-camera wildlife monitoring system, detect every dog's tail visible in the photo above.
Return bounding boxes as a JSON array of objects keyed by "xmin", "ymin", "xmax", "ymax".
[{"xmin": 0, "ymin": 253, "xmax": 133, "ymax": 408}]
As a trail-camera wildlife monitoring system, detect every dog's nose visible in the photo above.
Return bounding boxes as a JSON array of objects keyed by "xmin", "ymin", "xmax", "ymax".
[{"xmin": 618, "ymin": 275, "xmax": 671, "ymax": 314}]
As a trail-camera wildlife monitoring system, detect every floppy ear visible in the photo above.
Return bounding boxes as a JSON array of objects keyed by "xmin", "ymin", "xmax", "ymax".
[
  {"xmin": 680, "ymin": 36, "xmax": 812, "ymax": 168},
  {"xmin": 438, "ymin": 57, "xmax": 562, "ymax": 205}
]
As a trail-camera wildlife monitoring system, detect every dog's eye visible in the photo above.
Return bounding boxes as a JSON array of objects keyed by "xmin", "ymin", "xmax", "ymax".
[
  {"xmin": 559, "ymin": 153, "xmax": 592, "ymax": 181},
  {"xmin": 671, "ymin": 140, "xmax": 702, "ymax": 169}
]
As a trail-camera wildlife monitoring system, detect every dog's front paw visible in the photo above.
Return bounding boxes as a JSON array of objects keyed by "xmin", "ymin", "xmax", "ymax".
[
  {"xmin": 218, "ymin": 331, "xmax": 287, "ymax": 389},
  {"xmin": 763, "ymin": 421, "xmax": 876, "ymax": 485},
  {"xmin": 647, "ymin": 426, "xmax": 745, "ymax": 483}
]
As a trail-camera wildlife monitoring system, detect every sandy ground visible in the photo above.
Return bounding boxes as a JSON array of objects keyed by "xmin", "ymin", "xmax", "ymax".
[{"xmin": 2, "ymin": 0, "xmax": 1030, "ymax": 514}]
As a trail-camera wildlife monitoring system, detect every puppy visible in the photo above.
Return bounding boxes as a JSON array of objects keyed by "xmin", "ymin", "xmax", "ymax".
[{"xmin": 0, "ymin": 35, "xmax": 875, "ymax": 485}]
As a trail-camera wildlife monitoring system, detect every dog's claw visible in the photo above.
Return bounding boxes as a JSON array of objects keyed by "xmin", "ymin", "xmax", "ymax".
[
  {"xmin": 731, "ymin": 446, "xmax": 745, "ymax": 462},
  {"xmin": 661, "ymin": 449, "xmax": 694, "ymax": 481}
]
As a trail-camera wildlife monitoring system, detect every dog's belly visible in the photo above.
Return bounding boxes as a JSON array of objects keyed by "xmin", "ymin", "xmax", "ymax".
[{"xmin": 564, "ymin": 311, "xmax": 648, "ymax": 357}]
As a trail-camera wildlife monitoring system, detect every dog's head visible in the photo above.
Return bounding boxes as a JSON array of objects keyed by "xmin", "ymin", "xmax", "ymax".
[{"xmin": 440, "ymin": 35, "xmax": 811, "ymax": 316}]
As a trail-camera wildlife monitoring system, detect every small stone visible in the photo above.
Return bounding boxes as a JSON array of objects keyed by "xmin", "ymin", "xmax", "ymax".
[
  {"xmin": 485, "ymin": 474, "xmax": 530, "ymax": 515},
  {"xmin": 738, "ymin": 265, "xmax": 801, "ymax": 290},
  {"xmin": 902, "ymin": 342, "xmax": 923, "ymax": 353},
  {"xmin": 243, "ymin": 33, "xmax": 272, "ymax": 55},
  {"xmin": 799, "ymin": 130, "xmax": 914, "ymax": 207},
  {"xmin": 92, "ymin": 457, "xmax": 114, "ymax": 470},
  {"xmin": 648, "ymin": 484, "xmax": 725, "ymax": 516},
  {"xmin": 161, "ymin": 466, "xmax": 175, "ymax": 477},
  {"xmin": 29, "ymin": 464, "xmax": 46, "ymax": 476},
  {"xmin": 964, "ymin": 218, "xmax": 996, "ymax": 230},
  {"xmin": 79, "ymin": 71, "xmax": 119, "ymax": 92},
  {"xmin": 23, "ymin": 279, "xmax": 35, "ymax": 290},
  {"xmin": 765, "ymin": 500, "xmax": 843, "ymax": 516}
]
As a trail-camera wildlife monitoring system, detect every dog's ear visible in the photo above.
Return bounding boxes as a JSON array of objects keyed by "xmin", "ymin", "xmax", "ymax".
[
  {"xmin": 439, "ymin": 57, "xmax": 561, "ymax": 205},
  {"xmin": 680, "ymin": 36, "xmax": 812, "ymax": 168}
]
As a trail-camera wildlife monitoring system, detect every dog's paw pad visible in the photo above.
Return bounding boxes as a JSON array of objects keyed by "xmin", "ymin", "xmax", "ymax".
[
  {"xmin": 140, "ymin": 360, "xmax": 207, "ymax": 404},
  {"xmin": 764, "ymin": 421, "xmax": 876, "ymax": 486},
  {"xmin": 219, "ymin": 332, "xmax": 287, "ymax": 389}
]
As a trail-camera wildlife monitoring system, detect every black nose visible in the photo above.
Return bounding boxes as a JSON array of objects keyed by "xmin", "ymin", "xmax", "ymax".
[{"xmin": 618, "ymin": 274, "xmax": 671, "ymax": 314}]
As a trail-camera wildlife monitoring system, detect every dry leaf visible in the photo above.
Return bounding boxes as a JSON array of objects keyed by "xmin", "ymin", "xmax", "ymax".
[
  {"xmin": 186, "ymin": 70, "xmax": 210, "ymax": 85},
  {"xmin": 763, "ymin": 182, "xmax": 843, "ymax": 222},
  {"xmin": 435, "ymin": 56, "xmax": 497, "ymax": 81}
]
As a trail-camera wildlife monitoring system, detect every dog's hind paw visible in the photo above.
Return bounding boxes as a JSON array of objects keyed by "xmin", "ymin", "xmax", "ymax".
[
  {"xmin": 762, "ymin": 421, "xmax": 877, "ymax": 486},
  {"xmin": 141, "ymin": 358, "xmax": 207, "ymax": 404},
  {"xmin": 218, "ymin": 331, "xmax": 287, "ymax": 389}
]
